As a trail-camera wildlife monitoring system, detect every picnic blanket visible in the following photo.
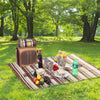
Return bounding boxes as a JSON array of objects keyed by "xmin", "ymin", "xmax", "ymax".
[{"xmin": 8, "ymin": 54, "xmax": 100, "ymax": 89}]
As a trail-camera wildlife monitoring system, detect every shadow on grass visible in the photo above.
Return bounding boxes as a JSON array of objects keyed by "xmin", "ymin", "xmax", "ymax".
[
  {"xmin": 0, "ymin": 40, "xmax": 100, "ymax": 65},
  {"xmin": 37, "ymin": 40, "xmax": 100, "ymax": 57},
  {"xmin": 0, "ymin": 43, "xmax": 17, "ymax": 66}
]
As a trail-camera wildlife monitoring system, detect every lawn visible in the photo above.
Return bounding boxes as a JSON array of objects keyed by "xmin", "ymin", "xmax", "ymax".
[{"xmin": 0, "ymin": 36, "xmax": 100, "ymax": 100}]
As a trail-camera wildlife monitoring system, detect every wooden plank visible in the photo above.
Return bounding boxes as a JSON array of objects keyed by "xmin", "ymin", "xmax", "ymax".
[
  {"xmin": 67, "ymin": 70, "xmax": 86, "ymax": 81},
  {"xmin": 47, "ymin": 57, "xmax": 68, "ymax": 83},
  {"xmin": 67, "ymin": 55, "xmax": 98, "ymax": 79},
  {"xmin": 21, "ymin": 65, "xmax": 41, "ymax": 88},
  {"xmin": 46, "ymin": 75, "xmax": 59, "ymax": 85},
  {"xmin": 74, "ymin": 72, "xmax": 87, "ymax": 80},
  {"xmin": 33, "ymin": 64, "xmax": 58, "ymax": 86},
  {"xmin": 31, "ymin": 64, "xmax": 51, "ymax": 87},
  {"xmin": 31, "ymin": 64, "xmax": 57, "ymax": 86},
  {"xmin": 45, "ymin": 69, "xmax": 64, "ymax": 84},
  {"xmin": 26, "ymin": 66, "xmax": 46, "ymax": 88},
  {"xmin": 22, "ymin": 66, "xmax": 34, "ymax": 80},
  {"xmin": 52, "ymin": 57, "xmax": 78, "ymax": 82},
  {"xmin": 67, "ymin": 56, "xmax": 94, "ymax": 79},
  {"xmin": 42, "ymin": 58, "xmax": 65, "ymax": 84},
  {"xmin": 8, "ymin": 54, "xmax": 100, "ymax": 89},
  {"xmin": 13, "ymin": 63, "xmax": 34, "ymax": 89},
  {"xmin": 52, "ymin": 57, "xmax": 80, "ymax": 81},
  {"xmin": 43, "ymin": 58, "xmax": 68, "ymax": 84},
  {"xmin": 69, "ymin": 54, "xmax": 100, "ymax": 77},
  {"xmin": 8, "ymin": 63, "xmax": 32, "ymax": 89},
  {"xmin": 48, "ymin": 57, "xmax": 78, "ymax": 82},
  {"xmin": 14, "ymin": 63, "xmax": 39, "ymax": 89},
  {"xmin": 9, "ymin": 63, "xmax": 32, "ymax": 89},
  {"xmin": 61, "ymin": 56, "xmax": 88, "ymax": 80},
  {"xmin": 79, "ymin": 67, "xmax": 96, "ymax": 78},
  {"xmin": 34, "ymin": 63, "xmax": 38, "ymax": 69},
  {"xmin": 42, "ymin": 73, "xmax": 58, "ymax": 85}
]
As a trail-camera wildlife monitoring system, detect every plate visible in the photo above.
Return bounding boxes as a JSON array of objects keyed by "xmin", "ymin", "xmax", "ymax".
[
  {"xmin": 64, "ymin": 64, "xmax": 72, "ymax": 70},
  {"xmin": 54, "ymin": 71, "xmax": 69, "ymax": 78}
]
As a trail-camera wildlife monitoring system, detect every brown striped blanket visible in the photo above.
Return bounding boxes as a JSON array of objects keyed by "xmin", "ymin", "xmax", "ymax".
[{"xmin": 8, "ymin": 54, "xmax": 100, "ymax": 89}]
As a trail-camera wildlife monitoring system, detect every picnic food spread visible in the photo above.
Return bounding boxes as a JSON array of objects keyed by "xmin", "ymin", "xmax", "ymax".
[
  {"xmin": 8, "ymin": 53, "xmax": 100, "ymax": 89},
  {"xmin": 8, "ymin": 39, "xmax": 100, "ymax": 89}
]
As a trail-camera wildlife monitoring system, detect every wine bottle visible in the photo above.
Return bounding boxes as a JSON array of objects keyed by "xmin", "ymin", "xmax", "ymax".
[{"xmin": 38, "ymin": 49, "xmax": 43, "ymax": 68}]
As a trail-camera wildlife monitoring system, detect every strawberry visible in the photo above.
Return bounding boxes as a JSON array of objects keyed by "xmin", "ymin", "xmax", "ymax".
[{"xmin": 53, "ymin": 64, "xmax": 59, "ymax": 71}]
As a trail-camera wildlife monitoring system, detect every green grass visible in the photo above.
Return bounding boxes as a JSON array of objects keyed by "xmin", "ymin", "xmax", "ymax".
[{"xmin": 0, "ymin": 36, "xmax": 100, "ymax": 100}]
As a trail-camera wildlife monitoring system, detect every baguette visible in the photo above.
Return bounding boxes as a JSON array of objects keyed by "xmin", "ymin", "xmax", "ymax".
[
  {"xmin": 56, "ymin": 69, "xmax": 66, "ymax": 75},
  {"xmin": 36, "ymin": 68, "xmax": 45, "ymax": 74},
  {"xmin": 65, "ymin": 63, "xmax": 71, "ymax": 69}
]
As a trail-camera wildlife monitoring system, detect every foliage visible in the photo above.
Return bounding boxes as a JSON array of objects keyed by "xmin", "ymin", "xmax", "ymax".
[{"xmin": 0, "ymin": 0, "xmax": 100, "ymax": 38}]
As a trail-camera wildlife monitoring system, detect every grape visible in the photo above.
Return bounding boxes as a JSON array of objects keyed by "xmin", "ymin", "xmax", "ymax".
[
  {"xmin": 43, "ymin": 76, "xmax": 51, "ymax": 85},
  {"xmin": 39, "ymin": 81, "xmax": 44, "ymax": 85}
]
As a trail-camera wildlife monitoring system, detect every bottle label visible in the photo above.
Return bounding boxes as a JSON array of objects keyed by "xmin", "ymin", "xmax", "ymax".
[{"xmin": 73, "ymin": 64, "xmax": 78, "ymax": 68}]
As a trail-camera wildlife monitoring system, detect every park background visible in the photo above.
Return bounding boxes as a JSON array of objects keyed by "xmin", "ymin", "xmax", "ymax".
[{"xmin": 0, "ymin": 0, "xmax": 100, "ymax": 100}]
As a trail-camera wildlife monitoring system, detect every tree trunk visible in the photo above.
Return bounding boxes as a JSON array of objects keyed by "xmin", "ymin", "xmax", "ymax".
[
  {"xmin": 11, "ymin": 9, "xmax": 19, "ymax": 41},
  {"xmin": 81, "ymin": 12, "xmax": 99, "ymax": 42},
  {"xmin": 89, "ymin": 12, "xmax": 99, "ymax": 42},
  {"xmin": 11, "ymin": 20, "xmax": 18, "ymax": 40},
  {"xmin": 26, "ymin": 17, "xmax": 33, "ymax": 38},
  {"xmin": 9, "ymin": 0, "xmax": 35, "ymax": 39},
  {"xmin": 80, "ymin": 15, "xmax": 90, "ymax": 42},
  {"xmin": 55, "ymin": 24, "xmax": 58, "ymax": 37},
  {"xmin": 19, "ymin": 32, "xmax": 22, "ymax": 36},
  {"xmin": 81, "ymin": 0, "xmax": 100, "ymax": 42},
  {"xmin": 0, "ymin": 16, "xmax": 4, "ymax": 36}
]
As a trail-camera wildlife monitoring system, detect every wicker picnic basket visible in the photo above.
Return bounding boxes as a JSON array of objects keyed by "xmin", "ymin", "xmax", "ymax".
[{"xmin": 15, "ymin": 39, "xmax": 37, "ymax": 67}]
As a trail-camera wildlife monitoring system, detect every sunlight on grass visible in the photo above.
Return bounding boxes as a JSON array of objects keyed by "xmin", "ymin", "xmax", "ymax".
[
  {"xmin": 35, "ymin": 36, "xmax": 81, "ymax": 42},
  {"xmin": 0, "ymin": 46, "xmax": 9, "ymax": 51},
  {"xmin": 0, "ymin": 36, "xmax": 12, "ymax": 42},
  {"xmin": 0, "ymin": 36, "xmax": 100, "ymax": 100}
]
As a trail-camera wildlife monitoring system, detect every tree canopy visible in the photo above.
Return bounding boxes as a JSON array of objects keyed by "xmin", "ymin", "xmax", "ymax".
[{"xmin": 0, "ymin": 0, "xmax": 100, "ymax": 42}]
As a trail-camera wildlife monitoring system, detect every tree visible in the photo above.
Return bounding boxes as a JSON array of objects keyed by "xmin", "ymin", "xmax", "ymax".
[
  {"xmin": 38, "ymin": 0, "xmax": 67, "ymax": 37},
  {"xmin": 0, "ymin": 1, "xmax": 9, "ymax": 36},
  {"xmin": 61, "ymin": 0, "xmax": 100, "ymax": 42},
  {"xmin": 80, "ymin": 0, "xmax": 100, "ymax": 42},
  {"xmin": 0, "ymin": 15, "xmax": 4, "ymax": 36},
  {"xmin": 10, "ymin": 0, "xmax": 19, "ymax": 40},
  {"xmin": 9, "ymin": 0, "xmax": 36, "ymax": 38}
]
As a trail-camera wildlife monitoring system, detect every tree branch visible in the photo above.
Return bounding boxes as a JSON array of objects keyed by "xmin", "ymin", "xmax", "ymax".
[
  {"xmin": 23, "ymin": 0, "xmax": 28, "ymax": 11},
  {"xmin": 9, "ymin": 0, "xmax": 26, "ymax": 17},
  {"xmin": 28, "ymin": 0, "xmax": 31, "ymax": 10},
  {"xmin": 32, "ymin": 0, "xmax": 36, "ymax": 12}
]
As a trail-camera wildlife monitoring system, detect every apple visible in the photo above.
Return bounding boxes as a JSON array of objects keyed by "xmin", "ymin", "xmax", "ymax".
[
  {"xmin": 40, "ymin": 78, "xmax": 44, "ymax": 83},
  {"xmin": 37, "ymin": 75, "xmax": 42, "ymax": 80},
  {"xmin": 35, "ymin": 80, "xmax": 39, "ymax": 85},
  {"xmin": 33, "ymin": 78, "xmax": 38, "ymax": 83}
]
